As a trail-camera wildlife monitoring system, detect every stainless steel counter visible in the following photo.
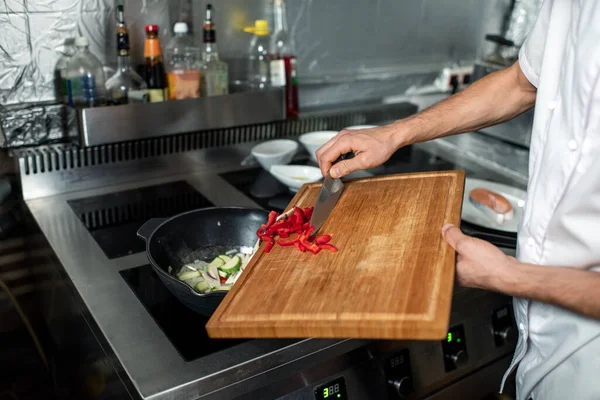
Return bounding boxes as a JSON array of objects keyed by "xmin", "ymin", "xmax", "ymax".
[{"xmin": 23, "ymin": 134, "xmax": 528, "ymax": 399}]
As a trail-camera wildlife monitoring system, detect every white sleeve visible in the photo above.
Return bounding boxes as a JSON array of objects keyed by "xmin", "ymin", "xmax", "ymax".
[{"xmin": 518, "ymin": 0, "xmax": 555, "ymax": 88}]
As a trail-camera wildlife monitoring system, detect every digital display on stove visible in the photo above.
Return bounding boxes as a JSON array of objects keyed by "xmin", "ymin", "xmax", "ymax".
[{"xmin": 314, "ymin": 376, "xmax": 347, "ymax": 399}]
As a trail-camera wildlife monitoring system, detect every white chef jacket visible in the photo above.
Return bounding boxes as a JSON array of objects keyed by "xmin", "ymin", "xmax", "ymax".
[{"xmin": 499, "ymin": 0, "xmax": 600, "ymax": 399}]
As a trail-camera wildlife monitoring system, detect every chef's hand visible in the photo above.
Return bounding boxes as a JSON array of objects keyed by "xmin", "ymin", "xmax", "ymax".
[
  {"xmin": 442, "ymin": 224, "xmax": 518, "ymax": 290},
  {"xmin": 316, "ymin": 124, "xmax": 401, "ymax": 179}
]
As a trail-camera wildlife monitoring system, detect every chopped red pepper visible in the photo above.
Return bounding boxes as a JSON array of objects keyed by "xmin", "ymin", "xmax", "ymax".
[
  {"xmin": 318, "ymin": 243, "xmax": 338, "ymax": 253},
  {"xmin": 277, "ymin": 238, "xmax": 298, "ymax": 246},
  {"xmin": 263, "ymin": 211, "xmax": 279, "ymax": 228},
  {"xmin": 294, "ymin": 240, "xmax": 306, "ymax": 252},
  {"xmin": 303, "ymin": 207, "xmax": 313, "ymax": 220},
  {"xmin": 256, "ymin": 207, "xmax": 338, "ymax": 255},
  {"xmin": 264, "ymin": 241, "xmax": 275, "ymax": 253},
  {"xmin": 293, "ymin": 207, "xmax": 305, "ymax": 223},
  {"xmin": 315, "ymin": 234, "xmax": 332, "ymax": 245}
]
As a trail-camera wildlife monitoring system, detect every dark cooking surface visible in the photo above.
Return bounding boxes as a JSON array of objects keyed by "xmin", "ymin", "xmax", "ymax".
[
  {"xmin": 67, "ymin": 181, "xmax": 214, "ymax": 259},
  {"xmin": 120, "ymin": 265, "xmax": 249, "ymax": 361}
]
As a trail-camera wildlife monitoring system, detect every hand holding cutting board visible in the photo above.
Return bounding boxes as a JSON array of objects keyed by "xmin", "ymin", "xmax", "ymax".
[{"xmin": 442, "ymin": 224, "xmax": 518, "ymax": 290}]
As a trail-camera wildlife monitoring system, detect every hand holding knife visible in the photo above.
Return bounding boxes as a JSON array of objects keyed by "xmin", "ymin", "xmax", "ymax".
[{"xmin": 309, "ymin": 154, "xmax": 352, "ymax": 237}]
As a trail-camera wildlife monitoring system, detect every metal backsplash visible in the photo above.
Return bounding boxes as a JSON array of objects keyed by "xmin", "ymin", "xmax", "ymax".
[
  {"xmin": 1, "ymin": 0, "xmax": 513, "ymax": 148},
  {"xmin": 1, "ymin": 0, "xmax": 511, "ymax": 106}
]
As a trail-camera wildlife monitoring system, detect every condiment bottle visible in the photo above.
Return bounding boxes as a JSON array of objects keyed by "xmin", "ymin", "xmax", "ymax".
[
  {"xmin": 165, "ymin": 22, "xmax": 201, "ymax": 100},
  {"xmin": 244, "ymin": 20, "xmax": 271, "ymax": 90},
  {"xmin": 142, "ymin": 25, "xmax": 168, "ymax": 102},
  {"xmin": 269, "ymin": 0, "xmax": 298, "ymax": 117}
]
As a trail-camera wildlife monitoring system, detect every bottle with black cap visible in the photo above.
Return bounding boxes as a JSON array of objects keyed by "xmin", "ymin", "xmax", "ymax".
[{"xmin": 201, "ymin": 4, "xmax": 229, "ymax": 96}]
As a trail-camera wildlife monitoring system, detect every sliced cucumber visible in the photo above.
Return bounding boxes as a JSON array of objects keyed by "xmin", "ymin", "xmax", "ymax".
[
  {"xmin": 219, "ymin": 255, "xmax": 241, "ymax": 274},
  {"xmin": 218, "ymin": 269, "xmax": 228, "ymax": 278},
  {"xmin": 218, "ymin": 255, "xmax": 232, "ymax": 263},
  {"xmin": 177, "ymin": 270, "xmax": 200, "ymax": 281},
  {"xmin": 194, "ymin": 280, "xmax": 211, "ymax": 293},
  {"xmin": 211, "ymin": 285, "xmax": 231, "ymax": 292},
  {"xmin": 183, "ymin": 275, "xmax": 205, "ymax": 288},
  {"xmin": 208, "ymin": 257, "xmax": 225, "ymax": 269}
]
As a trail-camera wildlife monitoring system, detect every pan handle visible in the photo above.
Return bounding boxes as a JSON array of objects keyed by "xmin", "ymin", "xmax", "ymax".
[{"xmin": 137, "ymin": 218, "xmax": 168, "ymax": 242}]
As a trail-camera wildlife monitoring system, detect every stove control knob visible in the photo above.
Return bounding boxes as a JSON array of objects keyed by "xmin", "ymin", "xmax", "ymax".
[
  {"xmin": 388, "ymin": 376, "xmax": 414, "ymax": 398},
  {"xmin": 446, "ymin": 350, "xmax": 468, "ymax": 369},
  {"xmin": 494, "ymin": 326, "xmax": 515, "ymax": 342}
]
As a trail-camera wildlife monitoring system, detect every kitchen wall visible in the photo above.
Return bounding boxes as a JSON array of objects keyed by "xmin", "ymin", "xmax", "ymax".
[{"xmin": 0, "ymin": 0, "xmax": 512, "ymax": 146}]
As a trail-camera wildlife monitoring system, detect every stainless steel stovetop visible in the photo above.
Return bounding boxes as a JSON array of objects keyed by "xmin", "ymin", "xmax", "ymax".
[{"xmin": 23, "ymin": 140, "xmax": 520, "ymax": 400}]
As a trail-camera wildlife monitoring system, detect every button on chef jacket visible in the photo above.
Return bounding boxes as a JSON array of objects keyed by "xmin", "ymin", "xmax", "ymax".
[{"xmin": 500, "ymin": 0, "xmax": 600, "ymax": 399}]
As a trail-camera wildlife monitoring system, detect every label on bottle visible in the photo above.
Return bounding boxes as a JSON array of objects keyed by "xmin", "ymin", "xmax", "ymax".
[
  {"xmin": 81, "ymin": 75, "xmax": 97, "ymax": 102},
  {"xmin": 204, "ymin": 71, "xmax": 229, "ymax": 96},
  {"xmin": 117, "ymin": 32, "xmax": 129, "ymax": 55},
  {"xmin": 270, "ymin": 59, "xmax": 286, "ymax": 87},
  {"xmin": 145, "ymin": 88, "xmax": 167, "ymax": 102},
  {"xmin": 128, "ymin": 90, "xmax": 149, "ymax": 103},
  {"xmin": 167, "ymin": 70, "xmax": 201, "ymax": 100}
]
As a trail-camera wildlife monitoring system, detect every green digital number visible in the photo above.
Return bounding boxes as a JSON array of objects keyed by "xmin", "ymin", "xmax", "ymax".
[{"xmin": 323, "ymin": 387, "xmax": 329, "ymax": 398}]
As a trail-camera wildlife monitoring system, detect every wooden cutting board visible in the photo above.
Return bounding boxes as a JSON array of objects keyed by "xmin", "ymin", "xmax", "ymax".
[{"xmin": 206, "ymin": 171, "xmax": 465, "ymax": 340}]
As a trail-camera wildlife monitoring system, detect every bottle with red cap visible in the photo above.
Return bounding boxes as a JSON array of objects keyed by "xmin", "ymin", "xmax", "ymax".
[{"xmin": 142, "ymin": 24, "xmax": 168, "ymax": 102}]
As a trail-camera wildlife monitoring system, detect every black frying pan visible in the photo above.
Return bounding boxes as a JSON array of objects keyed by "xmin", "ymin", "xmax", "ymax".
[{"xmin": 137, "ymin": 207, "xmax": 268, "ymax": 316}]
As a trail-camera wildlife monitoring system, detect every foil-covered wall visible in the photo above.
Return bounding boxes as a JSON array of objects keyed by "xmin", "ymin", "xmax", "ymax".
[{"xmin": 1, "ymin": 0, "xmax": 514, "ymax": 147}]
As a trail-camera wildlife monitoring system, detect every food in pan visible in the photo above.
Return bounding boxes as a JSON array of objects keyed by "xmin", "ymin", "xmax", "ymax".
[
  {"xmin": 469, "ymin": 188, "xmax": 514, "ymax": 223},
  {"xmin": 175, "ymin": 249, "xmax": 254, "ymax": 293}
]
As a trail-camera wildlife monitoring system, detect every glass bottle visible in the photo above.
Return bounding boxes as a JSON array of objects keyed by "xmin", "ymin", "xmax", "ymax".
[
  {"xmin": 65, "ymin": 36, "xmax": 107, "ymax": 108},
  {"xmin": 142, "ymin": 25, "xmax": 168, "ymax": 102},
  {"xmin": 165, "ymin": 22, "xmax": 201, "ymax": 100},
  {"xmin": 270, "ymin": 0, "xmax": 298, "ymax": 117},
  {"xmin": 244, "ymin": 20, "xmax": 271, "ymax": 90},
  {"xmin": 105, "ymin": 5, "xmax": 148, "ymax": 104},
  {"xmin": 201, "ymin": 4, "xmax": 229, "ymax": 97}
]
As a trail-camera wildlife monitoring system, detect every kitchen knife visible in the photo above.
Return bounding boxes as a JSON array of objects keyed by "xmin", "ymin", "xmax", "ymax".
[{"xmin": 309, "ymin": 155, "xmax": 350, "ymax": 236}]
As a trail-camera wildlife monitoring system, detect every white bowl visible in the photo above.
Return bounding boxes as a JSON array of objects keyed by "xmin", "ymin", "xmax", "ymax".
[
  {"xmin": 298, "ymin": 131, "xmax": 338, "ymax": 163},
  {"xmin": 251, "ymin": 139, "xmax": 298, "ymax": 171},
  {"xmin": 269, "ymin": 165, "xmax": 323, "ymax": 192},
  {"xmin": 344, "ymin": 124, "xmax": 378, "ymax": 130}
]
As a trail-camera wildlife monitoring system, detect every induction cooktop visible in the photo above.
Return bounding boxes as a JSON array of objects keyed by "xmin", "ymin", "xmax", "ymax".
[{"xmin": 67, "ymin": 181, "xmax": 214, "ymax": 259}]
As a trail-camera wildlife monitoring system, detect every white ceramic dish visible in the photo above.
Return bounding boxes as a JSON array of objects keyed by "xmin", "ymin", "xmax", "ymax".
[
  {"xmin": 251, "ymin": 139, "xmax": 298, "ymax": 171},
  {"xmin": 344, "ymin": 124, "xmax": 378, "ymax": 130},
  {"xmin": 269, "ymin": 165, "xmax": 323, "ymax": 193},
  {"xmin": 298, "ymin": 131, "xmax": 338, "ymax": 163},
  {"xmin": 462, "ymin": 177, "xmax": 527, "ymax": 233}
]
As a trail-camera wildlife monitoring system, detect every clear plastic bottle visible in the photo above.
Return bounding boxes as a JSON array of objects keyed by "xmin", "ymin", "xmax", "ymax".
[
  {"xmin": 165, "ymin": 22, "xmax": 201, "ymax": 100},
  {"xmin": 244, "ymin": 20, "xmax": 271, "ymax": 90},
  {"xmin": 105, "ymin": 5, "xmax": 148, "ymax": 104},
  {"xmin": 54, "ymin": 38, "xmax": 76, "ymax": 104},
  {"xmin": 201, "ymin": 4, "xmax": 229, "ymax": 96},
  {"xmin": 65, "ymin": 37, "xmax": 107, "ymax": 108}
]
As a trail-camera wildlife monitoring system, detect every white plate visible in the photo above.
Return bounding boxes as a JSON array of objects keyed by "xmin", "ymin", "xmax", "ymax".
[
  {"xmin": 269, "ymin": 165, "xmax": 323, "ymax": 193},
  {"xmin": 462, "ymin": 177, "xmax": 526, "ymax": 233}
]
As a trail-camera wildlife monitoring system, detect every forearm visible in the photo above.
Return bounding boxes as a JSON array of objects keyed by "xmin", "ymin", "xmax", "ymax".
[
  {"xmin": 494, "ymin": 263, "xmax": 600, "ymax": 320},
  {"xmin": 391, "ymin": 61, "xmax": 537, "ymax": 147}
]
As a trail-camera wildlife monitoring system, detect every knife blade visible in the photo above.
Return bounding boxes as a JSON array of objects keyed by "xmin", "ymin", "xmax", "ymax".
[{"xmin": 310, "ymin": 155, "xmax": 349, "ymax": 235}]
